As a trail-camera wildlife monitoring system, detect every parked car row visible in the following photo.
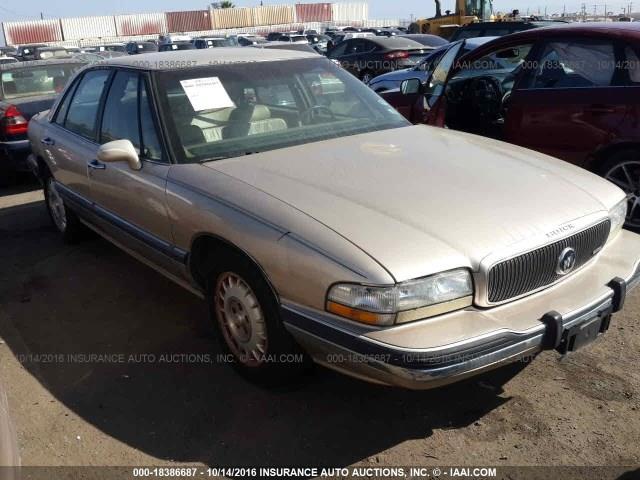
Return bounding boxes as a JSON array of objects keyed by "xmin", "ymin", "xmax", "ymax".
[
  {"xmin": 379, "ymin": 22, "xmax": 640, "ymax": 229},
  {"xmin": 15, "ymin": 43, "xmax": 640, "ymax": 392},
  {"xmin": 0, "ymin": 58, "xmax": 87, "ymax": 185}
]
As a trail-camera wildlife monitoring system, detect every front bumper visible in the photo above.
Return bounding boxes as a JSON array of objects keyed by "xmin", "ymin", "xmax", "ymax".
[{"xmin": 282, "ymin": 230, "xmax": 640, "ymax": 389}]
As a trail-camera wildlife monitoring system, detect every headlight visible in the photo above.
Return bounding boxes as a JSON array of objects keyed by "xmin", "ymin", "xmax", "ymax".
[
  {"xmin": 609, "ymin": 198, "xmax": 628, "ymax": 237},
  {"xmin": 326, "ymin": 269, "xmax": 474, "ymax": 326}
]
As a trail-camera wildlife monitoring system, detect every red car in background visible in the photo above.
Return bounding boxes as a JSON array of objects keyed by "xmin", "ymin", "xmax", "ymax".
[{"xmin": 381, "ymin": 23, "xmax": 640, "ymax": 228}]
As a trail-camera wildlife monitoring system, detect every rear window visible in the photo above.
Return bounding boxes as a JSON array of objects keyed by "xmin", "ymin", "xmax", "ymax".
[{"xmin": 1, "ymin": 64, "xmax": 82, "ymax": 99}]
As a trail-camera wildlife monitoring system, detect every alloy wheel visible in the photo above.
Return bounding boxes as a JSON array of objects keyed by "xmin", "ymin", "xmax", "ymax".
[
  {"xmin": 46, "ymin": 178, "xmax": 67, "ymax": 232},
  {"xmin": 604, "ymin": 160, "xmax": 640, "ymax": 229}
]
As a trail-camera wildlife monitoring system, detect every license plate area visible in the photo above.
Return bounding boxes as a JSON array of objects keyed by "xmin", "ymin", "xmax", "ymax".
[{"xmin": 556, "ymin": 305, "xmax": 613, "ymax": 354}]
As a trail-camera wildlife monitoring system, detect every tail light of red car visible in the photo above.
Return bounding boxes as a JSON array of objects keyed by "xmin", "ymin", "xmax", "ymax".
[
  {"xmin": 384, "ymin": 50, "xmax": 409, "ymax": 60},
  {"xmin": 1, "ymin": 105, "xmax": 28, "ymax": 136}
]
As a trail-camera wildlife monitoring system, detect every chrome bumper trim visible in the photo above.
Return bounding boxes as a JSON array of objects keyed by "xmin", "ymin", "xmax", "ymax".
[{"xmin": 283, "ymin": 272, "xmax": 638, "ymax": 389}]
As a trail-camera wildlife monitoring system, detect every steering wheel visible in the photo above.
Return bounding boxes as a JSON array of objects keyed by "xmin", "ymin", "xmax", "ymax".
[
  {"xmin": 300, "ymin": 105, "xmax": 335, "ymax": 124},
  {"xmin": 464, "ymin": 76, "xmax": 504, "ymax": 124}
]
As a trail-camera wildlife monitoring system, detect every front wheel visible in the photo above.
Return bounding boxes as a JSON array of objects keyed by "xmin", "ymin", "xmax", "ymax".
[
  {"xmin": 208, "ymin": 252, "xmax": 310, "ymax": 386},
  {"xmin": 44, "ymin": 176, "xmax": 86, "ymax": 243},
  {"xmin": 599, "ymin": 150, "xmax": 640, "ymax": 230}
]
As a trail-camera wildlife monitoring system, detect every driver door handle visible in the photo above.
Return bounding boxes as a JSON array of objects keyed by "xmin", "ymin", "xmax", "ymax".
[
  {"xmin": 40, "ymin": 137, "xmax": 55, "ymax": 146},
  {"xmin": 87, "ymin": 159, "xmax": 106, "ymax": 170}
]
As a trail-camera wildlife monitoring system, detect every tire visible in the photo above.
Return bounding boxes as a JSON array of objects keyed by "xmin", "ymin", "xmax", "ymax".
[
  {"xmin": 206, "ymin": 251, "xmax": 310, "ymax": 386},
  {"xmin": 43, "ymin": 175, "xmax": 87, "ymax": 243},
  {"xmin": 597, "ymin": 149, "xmax": 640, "ymax": 230}
]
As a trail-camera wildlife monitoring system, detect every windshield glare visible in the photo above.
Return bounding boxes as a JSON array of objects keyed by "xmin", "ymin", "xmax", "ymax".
[
  {"xmin": 156, "ymin": 57, "xmax": 409, "ymax": 164},
  {"xmin": 1, "ymin": 64, "xmax": 81, "ymax": 99}
]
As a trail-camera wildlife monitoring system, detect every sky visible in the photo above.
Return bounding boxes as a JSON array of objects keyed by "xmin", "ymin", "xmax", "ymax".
[{"xmin": 0, "ymin": 0, "xmax": 635, "ymax": 23}]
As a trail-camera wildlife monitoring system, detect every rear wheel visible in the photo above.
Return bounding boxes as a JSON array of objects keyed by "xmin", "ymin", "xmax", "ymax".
[
  {"xmin": 599, "ymin": 150, "xmax": 640, "ymax": 230},
  {"xmin": 207, "ymin": 251, "xmax": 309, "ymax": 386},
  {"xmin": 44, "ymin": 176, "xmax": 86, "ymax": 243}
]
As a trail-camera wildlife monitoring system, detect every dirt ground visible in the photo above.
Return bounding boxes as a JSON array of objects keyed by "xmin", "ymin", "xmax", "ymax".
[{"xmin": 1, "ymin": 180, "xmax": 639, "ymax": 477}]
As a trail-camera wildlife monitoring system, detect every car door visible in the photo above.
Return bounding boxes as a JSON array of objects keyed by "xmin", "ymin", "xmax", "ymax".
[
  {"xmin": 614, "ymin": 45, "xmax": 640, "ymax": 146},
  {"xmin": 379, "ymin": 45, "xmax": 453, "ymax": 123},
  {"xmin": 88, "ymin": 69, "xmax": 182, "ymax": 274},
  {"xmin": 503, "ymin": 37, "xmax": 628, "ymax": 167},
  {"xmin": 42, "ymin": 68, "xmax": 111, "ymax": 201},
  {"xmin": 333, "ymin": 40, "xmax": 360, "ymax": 75}
]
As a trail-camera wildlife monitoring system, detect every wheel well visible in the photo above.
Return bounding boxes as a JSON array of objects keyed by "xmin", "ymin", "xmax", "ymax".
[
  {"xmin": 35, "ymin": 156, "xmax": 51, "ymax": 181},
  {"xmin": 189, "ymin": 234, "xmax": 279, "ymax": 301},
  {"xmin": 589, "ymin": 143, "xmax": 640, "ymax": 173}
]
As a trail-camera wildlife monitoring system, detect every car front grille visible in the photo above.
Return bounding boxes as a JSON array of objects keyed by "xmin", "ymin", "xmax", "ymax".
[{"xmin": 487, "ymin": 220, "xmax": 611, "ymax": 303}]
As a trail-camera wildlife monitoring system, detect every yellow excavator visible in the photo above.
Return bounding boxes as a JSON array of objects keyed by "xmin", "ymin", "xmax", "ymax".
[{"xmin": 409, "ymin": 0, "xmax": 493, "ymax": 38}]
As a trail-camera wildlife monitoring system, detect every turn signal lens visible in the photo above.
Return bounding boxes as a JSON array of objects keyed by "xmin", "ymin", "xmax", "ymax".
[{"xmin": 326, "ymin": 301, "xmax": 395, "ymax": 326}]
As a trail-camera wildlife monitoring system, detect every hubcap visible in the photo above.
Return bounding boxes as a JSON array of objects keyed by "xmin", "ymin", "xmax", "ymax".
[
  {"xmin": 46, "ymin": 179, "xmax": 67, "ymax": 232},
  {"xmin": 214, "ymin": 272, "xmax": 267, "ymax": 367},
  {"xmin": 604, "ymin": 160, "xmax": 640, "ymax": 229}
]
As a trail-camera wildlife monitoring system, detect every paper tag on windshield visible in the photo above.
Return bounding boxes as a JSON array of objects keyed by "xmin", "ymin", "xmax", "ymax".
[{"xmin": 180, "ymin": 77, "xmax": 235, "ymax": 111}]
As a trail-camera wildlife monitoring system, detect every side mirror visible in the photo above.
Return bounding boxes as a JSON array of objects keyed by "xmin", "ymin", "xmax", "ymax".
[
  {"xmin": 400, "ymin": 78, "xmax": 422, "ymax": 95},
  {"xmin": 97, "ymin": 139, "xmax": 141, "ymax": 171}
]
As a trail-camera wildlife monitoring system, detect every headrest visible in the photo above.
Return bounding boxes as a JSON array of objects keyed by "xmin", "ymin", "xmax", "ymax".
[{"xmin": 250, "ymin": 105, "xmax": 271, "ymax": 121}]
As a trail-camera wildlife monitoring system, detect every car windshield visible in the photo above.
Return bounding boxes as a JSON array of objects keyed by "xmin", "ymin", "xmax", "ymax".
[
  {"xmin": 155, "ymin": 57, "xmax": 409, "ymax": 164},
  {"xmin": 209, "ymin": 39, "xmax": 234, "ymax": 47},
  {"xmin": 38, "ymin": 49, "xmax": 70, "ymax": 59},
  {"xmin": 1, "ymin": 64, "xmax": 81, "ymax": 99}
]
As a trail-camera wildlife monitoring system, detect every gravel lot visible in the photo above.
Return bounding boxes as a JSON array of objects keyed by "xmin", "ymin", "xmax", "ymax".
[{"xmin": 0, "ymin": 181, "xmax": 639, "ymax": 477}]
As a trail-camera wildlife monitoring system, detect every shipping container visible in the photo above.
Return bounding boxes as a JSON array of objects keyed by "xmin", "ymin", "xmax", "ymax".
[
  {"xmin": 252, "ymin": 5, "xmax": 295, "ymax": 26},
  {"xmin": 331, "ymin": 2, "xmax": 369, "ymax": 23},
  {"xmin": 295, "ymin": 3, "xmax": 333, "ymax": 23},
  {"xmin": 115, "ymin": 12, "xmax": 168, "ymax": 36},
  {"xmin": 211, "ymin": 7, "xmax": 255, "ymax": 29},
  {"xmin": 2, "ymin": 19, "xmax": 63, "ymax": 45},
  {"xmin": 166, "ymin": 10, "xmax": 212, "ymax": 33},
  {"xmin": 61, "ymin": 16, "xmax": 117, "ymax": 41}
]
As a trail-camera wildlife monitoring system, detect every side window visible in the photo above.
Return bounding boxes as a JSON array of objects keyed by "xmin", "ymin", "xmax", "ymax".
[
  {"xmin": 54, "ymin": 79, "xmax": 78, "ymax": 126},
  {"xmin": 100, "ymin": 71, "xmax": 140, "ymax": 149},
  {"xmin": 139, "ymin": 80, "xmax": 163, "ymax": 161},
  {"xmin": 328, "ymin": 41, "xmax": 348, "ymax": 58},
  {"xmin": 527, "ymin": 40, "xmax": 616, "ymax": 89},
  {"xmin": 462, "ymin": 44, "xmax": 533, "ymax": 73},
  {"xmin": 426, "ymin": 42, "xmax": 464, "ymax": 96},
  {"xmin": 624, "ymin": 46, "xmax": 640, "ymax": 84},
  {"xmin": 64, "ymin": 69, "xmax": 110, "ymax": 140},
  {"xmin": 360, "ymin": 40, "xmax": 375, "ymax": 53},
  {"xmin": 351, "ymin": 40, "xmax": 366, "ymax": 54}
]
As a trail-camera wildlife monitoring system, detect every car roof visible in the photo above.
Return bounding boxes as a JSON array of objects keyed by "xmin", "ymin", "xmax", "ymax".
[
  {"xmin": 479, "ymin": 21, "xmax": 640, "ymax": 43},
  {"xmin": 0, "ymin": 58, "xmax": 85, "ymax": 71},
  {"xmin": 100, "ymin": 47, "xmax": 318, "ymax": 70},
  {"xmin": 362, "ymin": 36, "xmax": 427, "ymax": 48},
  {"xmin": 464, "ymin": 36, "xmax": 500, "ymax": 47}
]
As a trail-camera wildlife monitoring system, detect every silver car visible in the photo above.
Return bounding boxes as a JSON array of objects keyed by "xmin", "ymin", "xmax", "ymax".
[{"xmin": 27, "ymin": 47, "xmax": 640, "ymax": 389}]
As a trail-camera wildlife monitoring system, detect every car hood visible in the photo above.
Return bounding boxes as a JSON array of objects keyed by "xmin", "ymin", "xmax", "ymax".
[{"xmin": 205, "ymin": 125, "xmax": 623, "ymax": 282}]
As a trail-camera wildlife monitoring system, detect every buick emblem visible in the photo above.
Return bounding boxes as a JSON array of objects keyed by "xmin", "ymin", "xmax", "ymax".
[{"xmin": 556, "ymin": 247, "xmax": 577, "ymax": 275}]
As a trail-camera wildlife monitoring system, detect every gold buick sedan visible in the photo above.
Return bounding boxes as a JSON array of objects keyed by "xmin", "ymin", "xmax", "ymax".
[{"xmin": 27, "ymin": 47, "xmax": 640, "ymax": 388}]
